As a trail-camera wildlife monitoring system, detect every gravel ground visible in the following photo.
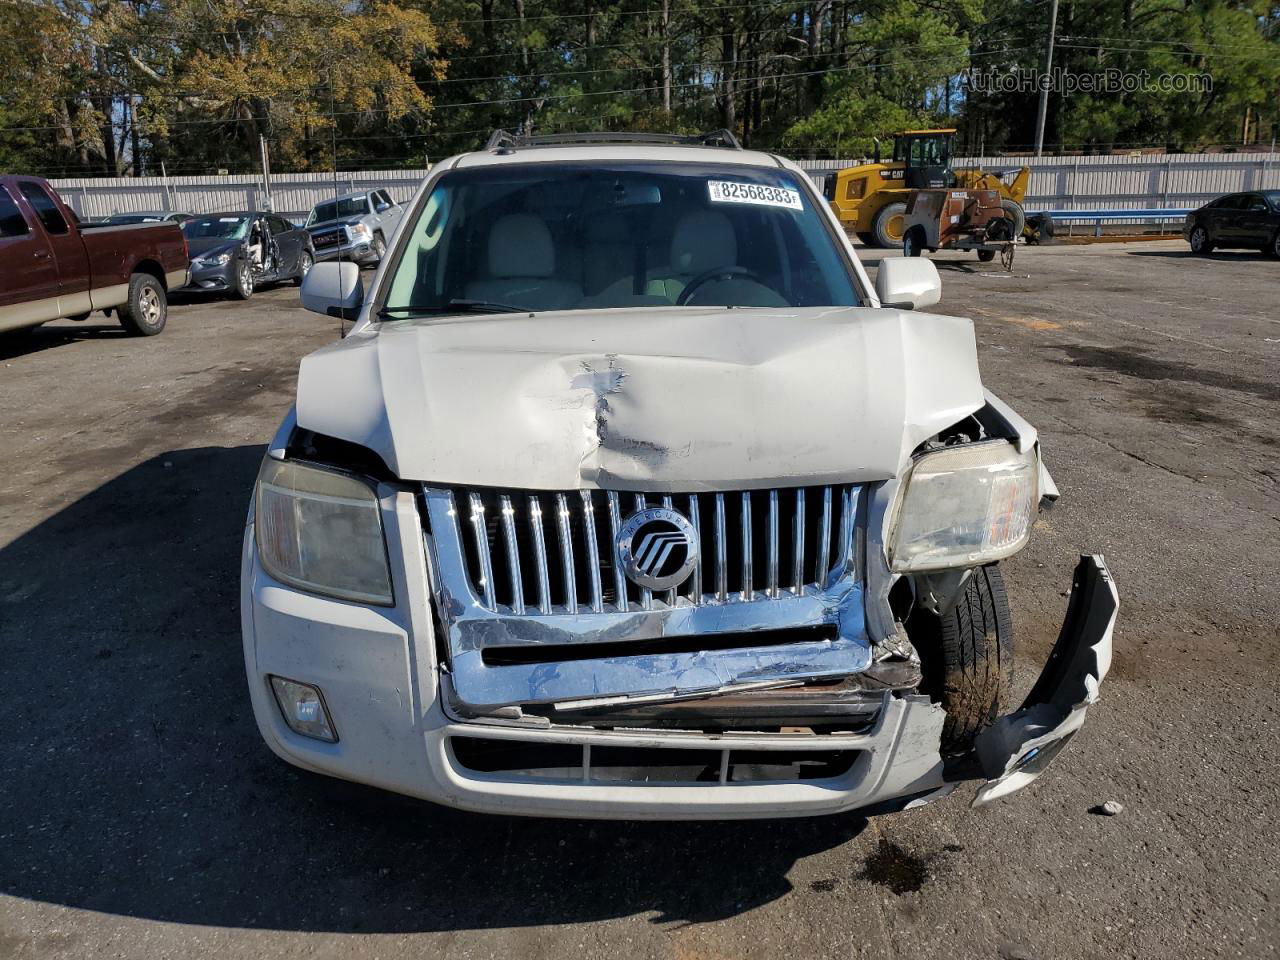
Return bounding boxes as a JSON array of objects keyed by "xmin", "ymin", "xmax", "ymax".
[{"xmin": 1, "ymin": 240, "xmax": 1277, "ymax": 959}]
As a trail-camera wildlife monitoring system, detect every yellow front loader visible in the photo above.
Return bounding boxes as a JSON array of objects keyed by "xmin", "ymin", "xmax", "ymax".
[{"xmin": 822, "ymin": 129, "xmax": 1030, "ymax": 247}]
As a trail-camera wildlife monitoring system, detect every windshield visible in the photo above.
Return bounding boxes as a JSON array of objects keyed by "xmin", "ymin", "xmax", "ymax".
[
  {"xmin": 381, "ymin": 162, "xmax": 860, "ymax": 316},
  {"xmin": 183, "ymin": 216, "xmax": 249, "ymax": 241},
  {"xmin": 307, "ymin": 196, "xmax": 367, "ymax": 226}
]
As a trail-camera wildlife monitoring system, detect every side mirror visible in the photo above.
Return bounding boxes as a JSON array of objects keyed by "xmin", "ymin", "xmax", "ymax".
[
  {"xmin": 300, "ymin": 261, "xmax": 364, "ymax": 320},
  {"xmin": 875, "ymin": 257, "xmax": 942, "ymax": 310}
]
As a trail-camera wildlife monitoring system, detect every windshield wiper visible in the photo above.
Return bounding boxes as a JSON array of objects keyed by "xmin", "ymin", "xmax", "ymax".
[{"xmin": 378, "ymin": 298, "xmax": 532, "ymax": 319}]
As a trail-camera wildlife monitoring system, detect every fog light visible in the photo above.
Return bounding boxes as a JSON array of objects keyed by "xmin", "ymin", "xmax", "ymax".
[{"xmin": 269, "ymin": 676, "xmax": 337, "ymax": 742}]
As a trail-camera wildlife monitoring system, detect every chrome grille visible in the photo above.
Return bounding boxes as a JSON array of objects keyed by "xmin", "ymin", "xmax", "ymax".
[{"xmin": 434, "ymin": 485, "xmax": 858, "ymax": 615}]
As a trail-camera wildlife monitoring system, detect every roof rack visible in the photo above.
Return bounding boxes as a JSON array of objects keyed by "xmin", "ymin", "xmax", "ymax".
[{"xmin": 484, "ymin": 129, "xmax": 743, "ymax": 152}]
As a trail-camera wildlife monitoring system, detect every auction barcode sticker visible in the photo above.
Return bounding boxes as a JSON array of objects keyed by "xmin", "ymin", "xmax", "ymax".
[{"xmin": 707, "ymin": 181, "xmax": 803, "ymax": 211}]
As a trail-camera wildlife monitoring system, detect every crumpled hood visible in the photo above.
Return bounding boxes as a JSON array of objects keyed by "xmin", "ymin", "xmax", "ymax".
[
  {"xmin": 294, "ymin": 306, "xmax": 986, "ymax": 490},
  {"xmin": 186, "ymin": 238, "xmax": 240, "ymax": 260}
]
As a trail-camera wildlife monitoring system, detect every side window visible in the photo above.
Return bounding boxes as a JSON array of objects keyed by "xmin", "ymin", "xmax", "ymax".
[
  {"xmin": 17, "ymin": 181, "xmax": 68, "ymax": 235},
  {"xmin": 268, "ymin": 215, "xmax": 292, "ymax": 234},
  {"xmin": 376, "ymin": 190, "xmax": 394, "ymax": 211},
  {"xmin": 1244, "ymin": 194, "xmax": 1267, "ymax": 212},
  {"xmin": 0, "ymin": 186, "xmax": 30, "ymax": 237}
]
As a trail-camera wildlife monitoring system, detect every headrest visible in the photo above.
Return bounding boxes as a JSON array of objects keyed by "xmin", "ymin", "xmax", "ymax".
[
  {"xmin": 488, "ymin": 213, "xmax": 554, "ymax": 278},
  {"xmin": 670, "ymin": 210, "xmax": 736, "ymax": 276}
]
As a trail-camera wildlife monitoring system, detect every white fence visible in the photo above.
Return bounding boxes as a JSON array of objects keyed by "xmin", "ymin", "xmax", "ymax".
[{"xmin": 49, "ymin": 152, "xmax": 1279, "ymax": 222}]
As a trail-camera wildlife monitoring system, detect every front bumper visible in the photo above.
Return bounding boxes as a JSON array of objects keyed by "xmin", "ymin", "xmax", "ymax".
[
  {"xmin": 241, "ymin": 487, "xmax": 1118, "ymax": 819},
  {"xmin": 177, "ymin": 260, "xmax": 237, "ymax": 293}
]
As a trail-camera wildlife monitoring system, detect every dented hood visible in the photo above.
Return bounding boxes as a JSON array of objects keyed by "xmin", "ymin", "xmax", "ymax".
[{"xmin": 294, "ymin": 305, "xmax": 985, "ymax": 490}]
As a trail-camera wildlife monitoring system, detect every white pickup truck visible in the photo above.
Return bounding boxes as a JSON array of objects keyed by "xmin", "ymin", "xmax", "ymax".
[{"xmin": 241, "ymin": 130, "xmax": 1118, "ymax": 819}]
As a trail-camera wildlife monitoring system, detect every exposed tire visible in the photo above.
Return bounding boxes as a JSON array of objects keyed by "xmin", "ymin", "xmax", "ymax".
[
  {"xmin": 116, "ymin": 273, "xmax": 167, "ymax": 337},
  {"xmin": 872, "ymin": 202, "xmax": 908, "ymax": 248},
  {"xmin": 977, "ymin": 248, "xmax": 997, "ymax": 263},
  {"xmin": 999, "ymin": 198, "xmax": 1026, "ymax": 240},
  {"xmin": 293, "ymin": 250, "xmax": 314, "ymax": 286},
  {"xmin": 911, "ymin": 564, "xmax": 1014, "ymax": 754},
  {"xmin": 902, "ymin": 227, "xmax": 925, "ymax": 258},
  {"xmin": 1189, "ymin": 225, "xmax": 1213, "ymax": 255},
  {"xmin": 371, "ymin": 232, "xmax": 387, "ymax": 262},
  {"xmin": 233, "ymin": 259, "xmax": 255, "ymax": 300}
]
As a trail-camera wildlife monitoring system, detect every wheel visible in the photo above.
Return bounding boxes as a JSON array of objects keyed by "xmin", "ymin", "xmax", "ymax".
[
  {"xmin": 293, "ymin": 250, "xmax": 314, "ymax": 286},
  {"xmin": 977, "ymin": 248, "xmax": 997, "ymax": 263},
  {"xmin": 233, "ymin": 259, "xmax": 255, "ymax": 299},
  {"xmin": 116, "ymin": 273, "xmax": 167, "ymax": 336},
  {"xmin": 371, "ymin": 232, "xmax": 386, "ymax": 262},
  {"xmin": 1269, "ymin": 231, "xmax": 1280, "ymax": 259},
  {"xmin": 1189, "ymin": 225, "xmax": 1213, "ymax": 255},
  {"xmin": 999, "ymin": 198, "xmax": 1026, "ymax": 239},
  {"xmin": 855, "ymin": 231, "xmax": 877, "ymax": 247},
  {"xmin": 902, "ymin": 228, "xmax": 924, "ymax": 258},
  {"xmin": 910, "ymin": 564, "xmax": 1013, "ymax": 754},
  {"xmin": 872, "ymin": 202, "xmax": 908, "ymax": 248}
]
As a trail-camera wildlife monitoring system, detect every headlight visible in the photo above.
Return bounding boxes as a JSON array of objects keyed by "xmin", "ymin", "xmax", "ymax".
[
  {"xmin": 254, "ymin": 459, "xmax": 393, "ymax": 605},
  {"xmin": 349, "ymin": 223, "xmax": 371, "ymax": 241},
  {"xmin": 196, "ymin": 252, "xmax": 232, "ymax": 267},
  {"xmin": 889, "ymin": 441, "xmax": 1037, "ymax": 572}
]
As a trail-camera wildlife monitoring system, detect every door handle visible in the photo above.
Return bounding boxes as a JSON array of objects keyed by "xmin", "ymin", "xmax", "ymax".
[{"xmin": 33, "ymin": 249, "xmax": 50, "ymax": 258}]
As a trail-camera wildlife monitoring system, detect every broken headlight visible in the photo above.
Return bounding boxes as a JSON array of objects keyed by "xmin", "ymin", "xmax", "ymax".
[
  {"xmin": 889, "ymin": 441, "xmax": 1037, "ymax": 572},
  {"xmin": 254, "ymin": 459, "xmax": 393, "ymax": 605}
]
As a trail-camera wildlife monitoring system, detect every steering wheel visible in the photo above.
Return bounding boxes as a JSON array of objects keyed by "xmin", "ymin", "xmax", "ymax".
[{"xmin": 676, "ymin": 265, "xmax": 769, "ymax": 306}]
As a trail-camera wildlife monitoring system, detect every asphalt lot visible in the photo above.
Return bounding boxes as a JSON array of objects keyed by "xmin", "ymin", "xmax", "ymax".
[{"xmin": 1, "ymin": 241, "xmax": 1277, "ymax": 959}]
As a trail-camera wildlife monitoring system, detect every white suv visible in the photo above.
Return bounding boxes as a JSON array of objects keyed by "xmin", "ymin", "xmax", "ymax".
[{"xmin": 242, "ymin": 131, "xmax": 1118, "ymax": 819}]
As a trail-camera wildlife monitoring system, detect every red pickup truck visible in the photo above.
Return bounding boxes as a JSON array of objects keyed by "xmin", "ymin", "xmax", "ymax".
[{"xmin": 0, "ymin": 176, "xmax": 188, "ymax": 337}]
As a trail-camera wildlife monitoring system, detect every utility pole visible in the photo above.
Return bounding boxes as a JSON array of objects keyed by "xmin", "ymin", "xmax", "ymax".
[
  {"xmin": 259, "ymin": 134, "xmax": 273, "ymax": 211},
  {"xmin": 1033, "ymin": 0, "xmax": 1060, "ymax": 157}
]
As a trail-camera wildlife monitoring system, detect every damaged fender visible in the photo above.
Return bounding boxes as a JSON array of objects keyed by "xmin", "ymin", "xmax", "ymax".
[{"xmin": 970, "ymin": 555, "xmax": 1119, "ymax": 806}]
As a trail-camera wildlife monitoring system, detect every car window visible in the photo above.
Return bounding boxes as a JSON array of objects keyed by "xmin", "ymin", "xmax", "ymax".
[
  {"xmin": 17, "ymin": 181, "xmax": 69, "ymax": 235},
  {"xmin": 383, "ymin": 162, "xmax": 861, "ymax": 316},
  {"xmin": 0, "ymin": 186, "xmax": 30, "ymax": 237},
  {"xmin": 268, "ymin": 216, "xmax": 292, "ymax": 234},
  {"xmin": 1265, "ymin": 191, "xmax": 1280, "ymax": 211},
  {"xmin": 1219, "ymin": 195, "xmax": 1246, "ymax": 210},
  {"xmin": 374, "ymin": 191, "xmax": 393, "ymax": 212},
  {"xmin": 1243, "ymin": 194, "xmax": 1268, "ymax": 212}
]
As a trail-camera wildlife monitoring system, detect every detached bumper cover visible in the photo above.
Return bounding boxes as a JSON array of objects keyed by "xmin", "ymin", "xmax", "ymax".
[{"xmin": 970, "ymin": 554, "xmax": 1118, "ymax": 806}]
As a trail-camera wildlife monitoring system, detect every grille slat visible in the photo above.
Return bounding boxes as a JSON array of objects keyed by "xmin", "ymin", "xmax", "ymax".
[
  {"xmin": 793, "ymin": 489, "xmax": 806, "ymax": 596},
  {"xmin": 467, "ymin": 492, "xmax": 496, "ymax": 609},
  {"xmin": 444, "ymin": 484, "xmax": 857, "ymax": 614},
  {"xmin": 606, "ymin": 492, "xmax": 628, "ymax": 612},
  {"xmin": 555, "ymin": 493, "xmax": 578, "ymax": 613},
  {"xmin": 498, "ymin": 494, "xmax": 525, "ymax": 615},
  {"xmin": 580, "ymin": 491, "xmax": 604, "ymax": 613},
  {"xmin": 528, "ymin": 495, "xmax": 553, "ymax": 614},
  {"xmin": 817, "ymin": 487, "xmax": 833, "ymax": 587}
]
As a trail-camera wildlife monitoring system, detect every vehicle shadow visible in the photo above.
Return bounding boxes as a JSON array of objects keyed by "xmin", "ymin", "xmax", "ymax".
[
  {"xmin": 1127, "ymin": 250, "xmax": 1272, "ymax": 260},
  {"xmin": 0, "ymin": 321, "xmax": 130, "ymax": 360},
  {"xmin": 0, "ymin": 445, "xmax": 867, "ymax": 933}
]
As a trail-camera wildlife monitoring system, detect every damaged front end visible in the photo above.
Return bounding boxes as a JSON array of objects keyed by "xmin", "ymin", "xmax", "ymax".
[{"xmin": 418, "ymin": 427, "xmax": 1118, "ymax": 813}]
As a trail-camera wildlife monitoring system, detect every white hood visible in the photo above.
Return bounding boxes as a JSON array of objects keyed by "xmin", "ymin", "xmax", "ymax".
[{"xmin": 294, "ymin": 305, "xmax": 985, "ymax": 490}]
